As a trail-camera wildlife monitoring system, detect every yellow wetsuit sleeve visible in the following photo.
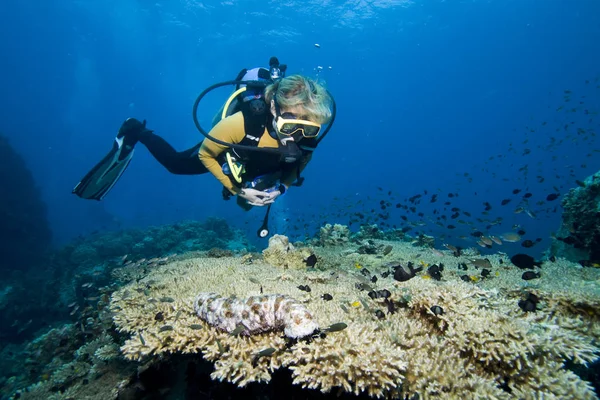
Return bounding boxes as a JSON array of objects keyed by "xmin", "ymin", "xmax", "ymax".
[
  {"xmin": 281, "ymin": 153, "xmax": 313, "ymax": 188},
  {"xmin": 198, "ymin": 112, "xmax": 246, "ymax": 194}
]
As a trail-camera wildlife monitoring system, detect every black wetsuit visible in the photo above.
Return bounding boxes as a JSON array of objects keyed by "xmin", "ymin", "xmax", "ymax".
[{"xmin": 139, "ymin": 131, "xmax": 207, "ymax": 175}]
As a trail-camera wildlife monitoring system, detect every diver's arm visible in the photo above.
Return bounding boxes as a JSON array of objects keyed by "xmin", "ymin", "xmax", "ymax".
[
  {"xmin": 198, "ymin": 112, "xmax": 246, "ymax": 194},
  {"xmin": 280, "ymin": 153, "xmax": 313, "ymax": 189}
]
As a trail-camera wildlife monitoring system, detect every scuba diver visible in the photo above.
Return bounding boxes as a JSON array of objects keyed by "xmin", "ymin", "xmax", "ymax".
[{"xmin": 72, "ymin": 57, "xmax": 336, "ymax": 236}]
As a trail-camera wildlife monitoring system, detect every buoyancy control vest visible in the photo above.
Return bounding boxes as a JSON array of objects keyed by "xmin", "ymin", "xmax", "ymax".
[{"xmin": 215, "ymin": 66, "xmax": 316, "ymax": 192}]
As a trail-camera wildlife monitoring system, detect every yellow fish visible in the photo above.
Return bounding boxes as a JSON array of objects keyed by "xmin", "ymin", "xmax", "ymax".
[
  {"xmin": 355, "ymin": 262, "xmax": 362, "ymax": 269},
  {"xmin": 350, "ymin": 301, "xmax": 361, "ymax": 308}
]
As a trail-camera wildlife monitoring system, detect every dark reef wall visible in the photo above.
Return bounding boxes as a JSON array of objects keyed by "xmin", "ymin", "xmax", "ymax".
[
  {"xmin": 0, "ymin": 134, "xmax": 52, "ymax": 271},
  {"xmin": 551, "ymin": 170, "xmax": 600, "ymax": 264}
]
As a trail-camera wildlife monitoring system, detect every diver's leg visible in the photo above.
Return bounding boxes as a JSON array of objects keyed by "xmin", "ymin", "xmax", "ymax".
[
  {"xmin": 139, "ymin": 132, "xmax": 207, "ymax": 175},
  {"xmin": 117, "ymin": 118, "xmax": 208, "ymax": 175}
]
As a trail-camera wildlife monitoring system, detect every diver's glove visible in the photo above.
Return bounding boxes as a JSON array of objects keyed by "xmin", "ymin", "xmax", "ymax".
[
  {"xmin": 117, "ymin": 118, "xmax": 153, "ymax": 142},
  {"xmin": 238, "ymin": 188, "xmax": 274, "ymax": 207}
]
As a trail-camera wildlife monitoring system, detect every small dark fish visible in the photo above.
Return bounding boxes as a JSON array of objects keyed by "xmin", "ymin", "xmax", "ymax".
[
  {"xmin": 430, "ymin": 305, "xmax": 444, "ymax": 315},
  {"xmin": 154, "ymin": 312, "xmax": 165, "ymax": 322},
  {"xmin": 252, "ymin": 347, "xmax": 278, "ymax": 366},
  {"xmin": 370, "ymin": 275, "xmax": 378, "ymax": 283},
  {"xmin": 384, "ymin": 298, "xmax": 396, "ymax": 314},
  {"xmin": 368, "ymin": 289, "xmax": 391, "ymax": 299},
  {"xmin": 522, "ymin": 271, "xmax": 541, "ymax": 280},
  {"xmin": 375, "ymin": 309, "xmax": 385, "ymax": 320},
  {"xmin": 393, "ymin": 262, "xmax": 422, "ymax": 282},
  {"xmin": 470, "ymin": 258, "xmax": 492, "ymax": 268},
  {"xmin": 139, "ymin": 332, "xmax": 146, "ymax": 345},
  {"xmin": 518, "ymin": 292, "xmax": 539, "ymax": 312},
  {"xmin": 481, "ymin": 268, "xmax": 491, "ymax": 278},
  {"xmin": 512, "ymin": 189, "xmax": 521, "ymax": 194},
  {"xmin": 304, "ymin": 254, "xmax": 318, "ymax": 267},
  {"xmin": 230, "ymin": 324, "xmax": 245, "ymax": 336},
  {"xmin": 549, "ymin": 255, "xmax": 556, "ymax": 262},
  {"xmin": 546, "ymin": 193, "xmax": 560, "ymax": 201},
  {"xmin": 575, "ymin": 180, "xmax": 586, "ymax": 187},
  {"xmin": 324, "ymin": 322, "xmax": 348, "ymax": 332},
  {"xmin": 427, "ymin": 264, "xmax": 443, "ymax": 281},
  {"xmin": 216, "ymin": 338, "xmax": 225, "ymax": 354},
  {"xmin": 521, "ymin": 240, "xmax": 535, "ymax": 248},
  {"xmin": 460, "ymin": 274, "xmax": 471, "ymax": 282},
  {"xmin": 321, "ymin": 293, "xmax": 333, "ymax": 301},
  {"xmin": 355, "ymin": 282, "xmax": 372, "ymax": 291},
  {"xmin": 501, "ymin": 199, "xmax": 511, "ymax": 206},
  {"xmin": 447, "ymin": 224, "xmax": 456, "ymax": 229},
  {"xmin": 510, "ymin": 254, "xmax": 542, "ymax": 269},
  {"xmin": 189, "ymin": 324, "xmax": 203, "ymax": 330},
  {"xmin": 382, "ymin": 245, "xmax": 393, "ymax": 255},
  {"xmin": 523, "ymin": 193, "xmax": 533, "ymax": 198},
  {"xmin": 160, "ymin": 296, "xmax": 175, "ymax": 303},
  {"xmin": 297, "ymin": 285, "xmax": 312, "ymax": 292},
  {"xmin": 159, "ymin": 325, "xmax": 174, "ymax": 332}
]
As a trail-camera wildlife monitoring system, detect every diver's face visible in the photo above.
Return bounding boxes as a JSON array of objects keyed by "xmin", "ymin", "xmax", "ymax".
[{"xmin": 270, "ymin": 101, "xmax": 308, "ymax": 143}]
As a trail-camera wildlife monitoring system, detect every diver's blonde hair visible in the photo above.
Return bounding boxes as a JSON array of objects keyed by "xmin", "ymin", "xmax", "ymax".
[{"xmin": 264, "ymin": 75, "xmax": 333, "ymax": 124}]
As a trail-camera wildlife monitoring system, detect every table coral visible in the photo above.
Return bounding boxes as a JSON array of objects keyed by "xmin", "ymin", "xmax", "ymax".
[{"xmin": 110, "ymin": 237, "xmax": 600, "ymax": 399}]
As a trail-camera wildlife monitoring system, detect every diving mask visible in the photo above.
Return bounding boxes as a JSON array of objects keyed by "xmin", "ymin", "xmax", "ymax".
[{"xmin": 274, "ymin": 98, "xmax": 321, "ymax": 139}]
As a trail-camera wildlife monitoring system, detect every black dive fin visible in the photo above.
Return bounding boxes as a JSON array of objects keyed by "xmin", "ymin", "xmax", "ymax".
[{"xmin": 72, "ymin": 137, "xmax": 134, "ymax": 201}]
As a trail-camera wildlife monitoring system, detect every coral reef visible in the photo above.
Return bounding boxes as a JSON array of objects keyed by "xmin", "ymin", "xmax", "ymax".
[
  {"xmin": 262, "ymin": 234, "xmax": 314, "ymax": 269},
  {"xmin": 207, "ymin": 247, "xmax": 235, "ymax": 258},
  {"xmin": 0, "ymin": 134, "xmax": 52, "ymax": 274},
  {"xmin": 4, "ymin": 324, "xmax": 133, "ymax": 400},
  {"xmin": 355, "ymin": 224, "xmax": 386, "ymax": 240},
  {"xmin": 319, "ymin": 223, "xmax": 351, "ymax": 246},
  {"xmin": 109, "ymin": 236, "xmax": 600, "ymax": 399},
  {"xmin": 52, "ymin": 218, "xmax": 243, "ymax": 269},
  {"xmin": 5, "ymin": 222, "xmax": 600, "ymax": 399},
  {"xmin": 551, "ymin": 170, "xmax": 600, "ymax": 264},
  {"xmin": 0, "ymin": 218, "xmax": 247, "ymax": 345}
]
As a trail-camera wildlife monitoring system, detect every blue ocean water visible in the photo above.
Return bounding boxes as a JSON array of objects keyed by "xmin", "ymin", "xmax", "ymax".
[{"xmin": 0, "ymin": 0, "xmax": 598, "ymax": 255}]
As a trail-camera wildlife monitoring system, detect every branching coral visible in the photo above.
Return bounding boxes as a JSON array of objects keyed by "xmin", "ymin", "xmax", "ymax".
[
  {"xmin": 110, "ymin": 238, "xmax": 600, "ymax": 399},
  {"xmin": 319, "ymin": 224, "xmax": 351, "ymax": 246}
]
